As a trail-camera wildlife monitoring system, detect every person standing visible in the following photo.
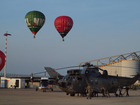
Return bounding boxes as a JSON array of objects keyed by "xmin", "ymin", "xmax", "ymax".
[
  {"xmin": 86, "ymin": 85, "xmax": 92, "ymax": 99},
  {"xmin": 118, "ymin": 86, "xmax": 122, "ymax": 97},
  {"xmin": 126, "ymin": 86, "xmax": 129, "ymax": 96},
  {"xmin": 25, "ymin": 82, "xmax": 28, "ymax": 88},
  {"xmin": 101, "ymin": 87, "xmax": 105, "ymax": 97},
  {"xmin": 14, "ymin": 82, "xmax": 16, "ymax": 89}
]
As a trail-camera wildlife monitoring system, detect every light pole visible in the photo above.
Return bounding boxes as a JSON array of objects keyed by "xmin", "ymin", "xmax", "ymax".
[{"xmin": 4, "ymin": 32, "xmax": 11, "ymax": 77}]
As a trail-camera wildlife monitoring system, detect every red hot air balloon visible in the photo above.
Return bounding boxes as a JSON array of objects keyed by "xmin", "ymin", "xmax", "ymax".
[
  {"xmin": 0, "ymin": 50, "xmax": 5, "ymax": 71},
  {"xmin": 54, "ymin": 16, "xmax": 73, "ymax": 41}
]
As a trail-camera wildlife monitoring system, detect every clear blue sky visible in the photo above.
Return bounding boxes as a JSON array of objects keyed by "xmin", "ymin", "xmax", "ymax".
[{"xmin": 0, "ymin": 0, "xmax": 140, "ymax": 75}]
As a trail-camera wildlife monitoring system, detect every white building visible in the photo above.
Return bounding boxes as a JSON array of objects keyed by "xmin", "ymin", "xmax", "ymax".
[{"xmin": 1, "ymin": 77, "xmax": 25, "ymax": 88}]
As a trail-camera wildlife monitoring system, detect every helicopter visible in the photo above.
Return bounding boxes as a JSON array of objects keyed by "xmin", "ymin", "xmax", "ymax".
[{"xmin": 45, "ymin": 63, "xmax": 140, "ymax": 97}]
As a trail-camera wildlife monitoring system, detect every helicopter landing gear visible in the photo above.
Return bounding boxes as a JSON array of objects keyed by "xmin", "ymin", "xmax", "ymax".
[
  {"xmin": 115, "ymin": 93, "xmax": 119, "ymax": 97},
  {"xmin": 70, "ymin": 93, "xmax": 75, "ymax": 96},
  {"xmin": 43, "ymin": 88, "xmax": 46, "ymax": 92},
  {"xmin": 51, "ymin": 88, "xmax": 53, "ymax": 91},
  {"xmin": 36, "ymin": 87, "xmax": 38, "ymax": 91}
]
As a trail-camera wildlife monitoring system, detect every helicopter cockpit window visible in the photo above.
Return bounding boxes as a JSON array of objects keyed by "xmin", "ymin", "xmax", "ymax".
[
  {"xmin": 62, "ymin": 76, "xmax": 67, "ymax": 81},
  {"xmin": 67, "ymin": 77, "xmax": 70, "ymax": 80},
  {"xmin": 70, "ymin": 77, "xmax": 73, "ymax": 80}
]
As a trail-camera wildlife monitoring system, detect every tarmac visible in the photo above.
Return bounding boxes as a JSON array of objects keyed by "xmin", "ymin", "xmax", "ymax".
[{"xmin": 0, "ymin": 88, "xmax": 140, "ymax": 105}]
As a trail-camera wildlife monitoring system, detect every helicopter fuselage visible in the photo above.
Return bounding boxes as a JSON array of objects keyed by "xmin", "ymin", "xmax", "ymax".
[{"xmin": 58, "ymin": 66, "xmax": 139, "ymax": 96}]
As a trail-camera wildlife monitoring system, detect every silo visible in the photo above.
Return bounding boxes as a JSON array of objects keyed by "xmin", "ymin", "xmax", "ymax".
[
  {"xmin": 121, "ymin": 60, "xmax": 140, "ymax": 78},
  {"xmin": 100, "ymin": 59, "xmax": 140, "ymax": 78},
  {"xmin": 100, "ymin": 61, "xmax": 123, "ymax": 76}
]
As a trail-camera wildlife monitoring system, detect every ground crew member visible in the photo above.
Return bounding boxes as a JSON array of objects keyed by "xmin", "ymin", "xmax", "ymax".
[
  {"xmin": 25, "ymin": 82, "xmax": 28, "ymax": 88},
  {"xmin": 126, "ymin": 86, "xmax": 129, "ymax": 96},
  {"xmin": 14, "ymin": 82, "xmax": 16, "ymax": 89},
  {"xmin": 123, "ymin": 86, "xmax": 129, "ymax": 96},
  {"xmin": 86, "ymin": 85, "xmax": 92, "ymax": 99},
  {"xmin": 118, "ymin": 86, "xmax": 122, "ymax": 97},
  {"xmin": 101, "ymin": 87, "xmax": 105, "ymax": 97}
]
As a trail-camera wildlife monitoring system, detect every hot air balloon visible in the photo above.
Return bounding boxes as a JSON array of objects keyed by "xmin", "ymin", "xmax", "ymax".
[
  {"xmin": 0, "ymin": 50, "xmax": 5, "ymax": 71},
  {"xmin": 54, "ymin": 16, "xmax": 73, "ymax": 41},
  {"xmin": 25, "ymin": 11, "xmax": 45, "ymax": 38}
]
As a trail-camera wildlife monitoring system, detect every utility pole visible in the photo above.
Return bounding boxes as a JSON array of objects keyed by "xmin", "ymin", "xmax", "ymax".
[{"xmin": 4, "ymin": 32, "xmax": 11, "ymax": 77}]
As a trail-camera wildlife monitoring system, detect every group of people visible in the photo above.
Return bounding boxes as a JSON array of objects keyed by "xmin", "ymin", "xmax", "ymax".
[
  {"xmin": 14, "ymin": 82, "xmax": 28, "ymax": 89},
  {"xmin": 117, "ymin": 86, "xmax": 129, "ymax": 97},
  {"xmin": 85, "ymin": 85, "xmax": 130, "ymax": 99},
  {"xmin": 86, "ymin": 85, "xmax": 99, "ymax": 99}
]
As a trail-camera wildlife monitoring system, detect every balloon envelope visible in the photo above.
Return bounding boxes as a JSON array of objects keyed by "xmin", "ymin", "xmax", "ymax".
[
  {"xmin": 0, "ymin": 50, "xmax": 5, "ymax": 71},
  {"xmin": 25, "ymin": 11, "xmax": 45, "ymax": 38},
  {"xmin": 54, "ymin": 16, "xmax": 73, "ymax": 41}
]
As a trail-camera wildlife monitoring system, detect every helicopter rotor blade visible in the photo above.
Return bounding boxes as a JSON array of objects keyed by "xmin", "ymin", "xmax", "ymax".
[{"xmin": 55, "ymin": 66, "xmax": 79, "ymax": 70}]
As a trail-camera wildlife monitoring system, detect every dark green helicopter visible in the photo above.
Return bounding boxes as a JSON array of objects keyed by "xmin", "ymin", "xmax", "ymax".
[{"xmin": 45, "ymin": 63, "xmax": 140, "ymax": 96}]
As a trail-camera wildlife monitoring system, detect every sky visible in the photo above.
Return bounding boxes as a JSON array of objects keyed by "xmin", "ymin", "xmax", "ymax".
[{"xmin": 0, "ymin": 0, "xmax": 140, "ymax": 75}]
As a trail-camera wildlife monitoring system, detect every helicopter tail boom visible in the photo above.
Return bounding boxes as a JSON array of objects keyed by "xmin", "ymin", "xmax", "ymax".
[{"xmin": 44, "ymin": 67, "xmax": 63, "ymax": 79}]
